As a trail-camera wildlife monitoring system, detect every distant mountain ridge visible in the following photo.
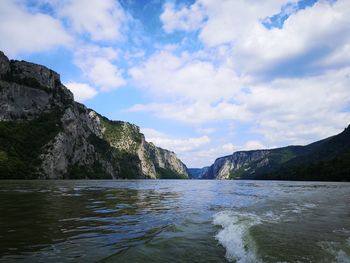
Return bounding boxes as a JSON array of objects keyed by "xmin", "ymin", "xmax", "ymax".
[
  {"xmin": 202, "ymin": 126, "xmax": 350, "ymax": 181},
  {"xmin": 187, "ymin": 167, "xmax": 209, "ymax": 179},
  {"xmin": 0, "ymin": 51, "xmax": 189, "ymax": 179}
]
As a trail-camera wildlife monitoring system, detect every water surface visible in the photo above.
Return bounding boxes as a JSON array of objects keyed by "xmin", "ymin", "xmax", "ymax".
[{"xmin": 0, "ymin": 180, "xmax": 349, "ymax": 262}]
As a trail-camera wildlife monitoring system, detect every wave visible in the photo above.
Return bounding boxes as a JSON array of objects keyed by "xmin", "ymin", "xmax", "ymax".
[
  {"xmin": 212, "ymin": 202, "xmax": 319, "ymax": 262},
  {"xmin": 212, "ymin": 211, "xmax": 262, "ymax": 263}
]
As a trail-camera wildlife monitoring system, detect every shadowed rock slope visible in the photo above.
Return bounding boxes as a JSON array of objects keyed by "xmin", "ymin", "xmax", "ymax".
[
  {"xmin": 203, "ymin": 126, "xmax": 350, "ymax": 181},
  {"xmin": 0, "ymin": 51, "xmax": 188, "ymax": 179}
]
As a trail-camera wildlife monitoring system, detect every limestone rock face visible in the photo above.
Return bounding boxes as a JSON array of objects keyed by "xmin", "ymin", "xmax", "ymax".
[
  {"xmin": 10, "ymin": 60, "xmax": 60, "ymax": 91},
  {"xmin": 39, "ymin": 105, "xmax": 118, "ymax": 179},
  {"xmin": 146, "ymin": 142, "xmax": 188, "ymax": 177},
  {"xmin": 96, "ymin": 115, "xmax": 189, "ymax": 179},
  {"xmin": 0, "ymin": 51, "xmax": 188, "ymax": 179},
  {"xmin": 0, "ymin": 82, "xmax": 51, "ymax": 120},
  {"xmin": 203, "ymin": 150, "xmax": 270, "ymax": 179},
  {"xmin": 0, "ymin": 53, "xmax": 73, "ymax": 121}
]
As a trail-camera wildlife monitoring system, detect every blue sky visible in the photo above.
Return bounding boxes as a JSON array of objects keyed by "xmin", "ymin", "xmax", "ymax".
[{"xmin": 1, "ymin": 0, "xmax": 350, "ymax": 167}]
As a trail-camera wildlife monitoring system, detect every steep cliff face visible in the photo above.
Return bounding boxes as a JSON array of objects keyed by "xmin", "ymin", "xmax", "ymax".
[
  {"xmin": 202, "ymin": 147, "xmax": 301, "ymax": 179},
  {"xmin": 203, "ymin": 150, "xmax": 269, "ymax": 179},
  {"xmin": 97, "ymin": 115, "xmax": 188, "ymax": 179},
  {"xmin": 0, "ymin": 51, "xmax": 188, "ymax": 179},
  {"xmin": 203, "ymin": 125, "xmax": 350, "ymax": 181},
  {"xmin": 0, "ymin": 52, "xmax": 72, "ymax": 121},
  {"xmin": 145, "ymin": 142, "xmax": 188, "ymax": 179}
]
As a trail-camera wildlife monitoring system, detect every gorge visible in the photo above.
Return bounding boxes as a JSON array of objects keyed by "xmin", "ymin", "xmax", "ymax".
[
  {"xmin": 1, "ymin": 50, "xmax": 349, "ymax": 182},
  {"xmin": 0, "ymin": 51, "xmax": 188, "ymax": 179}
]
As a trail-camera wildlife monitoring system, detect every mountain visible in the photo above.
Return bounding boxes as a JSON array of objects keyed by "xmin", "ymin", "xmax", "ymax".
[
  {"xmin": 202, "ymin": 126, "xmax": 350, "ymax": 181},
  {"xmin": 187, "ymin": 167, "xmax": 209, "ymax": 179},
  {"xmin": 0, "ymin": 51, "xmax": 189, "ymax": 179}
]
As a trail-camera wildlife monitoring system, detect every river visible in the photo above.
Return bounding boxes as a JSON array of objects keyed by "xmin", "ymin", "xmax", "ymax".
[{"xmin": 0, "ymin": 180, "xmax": 349, "ymax": 262}]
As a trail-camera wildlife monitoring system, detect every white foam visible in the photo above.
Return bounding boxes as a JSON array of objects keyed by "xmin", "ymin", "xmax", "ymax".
[
  {"xmin": 319, "ymin": 241, "xmax": 350, "ymax": 263},
  {"xmin": 213, "ymin": 211, "xmax": 262, "ymax": 263},
  {"xmin": 335, "ymin": 250, "xmax": 350, "ymax": 263},
  {"xmin": 303, "ymin": 203, "xmax": 317, "ymax": 209},
  {"xmin": 281, "ymin": 202, "xmax": 317, "ymax": 216}
]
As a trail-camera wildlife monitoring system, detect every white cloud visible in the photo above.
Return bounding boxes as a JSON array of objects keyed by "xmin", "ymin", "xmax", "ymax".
[
  {"xmin": 242, "ymin": 67, "xmax": 350, "ymax": 144},
  {"xmin": 240, "ymin": 141, "xmax": 266, "ymax": 151},
  {"xmin": 128, "ymin": 0, "xmax": 350, "ymax": 153},
  {"xmin": 129, "ymin": 50, "xmax": 243, "ymax": 102},
  {"xmin": 160, "ymin": 2, "xmax": 205, "ymax": 33},
  {"xmin": 183, "ymin": 143, "xmax": 235, "ymax": 167},
  {"xmin": 141, "ymin": 127, "xmax": 243, "ymax": 167},
  {"xmin": 161, "ymin": 0, "xmax": 350, "ymax": 74},
  {"xmin": 58, "ymin": 0, "xmax": 127, "ymax": 42},
  {"xmin": 0, "ymin": 0, "xmax": 72, "ymax": 56},
  {"xmin": 74, "ymin": 45, "xmax": 126, "ymax": 91},
  {"xmin": 129, "ymin": 62, "xmax": 350, "ymax": 145},
  {"xmin": 127, "ymin": 101, "xmax": 250, "ymax": 124},
  {"xmin": 197, "ymin": 0, "xmax": 294, "ymax": 48},
  {"xmin": 65, "ymin": 82, "xmax": 98, "ymax": 102},
  {"xmin": 142, "ymin": 128, "xmax": 210, "ymax": 152},
  {"xmin": 319, "ymin": 43, "xmax": 350, "ymax": 68},
  {"xmin": 231, "ymin": 0, "xmax": 350, "ymax": 73},
  {"xmin": 4, "ymin": 0, "xmax": 350, "ymax": 168}
]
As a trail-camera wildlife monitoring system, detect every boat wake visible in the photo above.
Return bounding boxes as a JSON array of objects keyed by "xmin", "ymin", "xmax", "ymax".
[{"xmin": 213, "ymin": 211, "xmax": 262, "ymax": 263}]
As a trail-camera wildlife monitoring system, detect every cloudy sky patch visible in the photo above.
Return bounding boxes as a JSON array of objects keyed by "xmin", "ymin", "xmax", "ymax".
[{"xmin": 1, "ymin": 0, "xmax": 349, "ymax": 167}]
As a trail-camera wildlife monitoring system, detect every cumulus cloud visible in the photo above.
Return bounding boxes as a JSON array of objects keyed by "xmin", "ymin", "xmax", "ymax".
[
  {"xmin": 160, "ymin": 2, "xmax": 205, "ymax": 33},
  {"xmin": 129, "ymin": 53, "xmax": 350, "ymax": 145},
  {"xmin": 74, "ymin": 45, "xmax": 126, "ymax": 91},
  {"xmin": 243, "ymin": 67, "xmax": 350, "ymax": 144},
  {"xmin": 58, "ymin": 0, "xmax": 127, "ymax": 42},
  {"xmin": 65, "ymin": 82, "xmax": 98, "ymax": 102},
  {"xmin": 160, "ymin": 0, "xmax": 350, "ymax": 74},
  {"xmin": 128, "ymin": 0, "xmax": 350, "ymax": 156},
  {"xmin": 241, "ymin": 141, "xmax": 266, "ymax": 151},
  {"xmin": 141, "ymin": 127, "xmax": 242, "ymax": 167},
  {"xmin": 142, "ymin": 128, "xmax": 210, "ymax": 153},
  {"xmin": 129, "ymin": 50, "xmax": 243, "ymax": 102},
  {"xmin": 231, "ymin": 0, "xmax": 350, "ymax": 73},
  {"xmin": 4, "ymin": 0, "xmax": 350, "ymax": 167},
  {"xmin": 128, "ymin": 101, "xmax": 250, "ymax": 124},
  {"xmin": 0, "ymin": 0, "xmax": 72, "ymax": 56}
]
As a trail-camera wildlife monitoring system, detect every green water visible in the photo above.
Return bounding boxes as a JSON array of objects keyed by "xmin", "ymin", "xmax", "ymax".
[{"xmin": 0, "ymin": 180, "xmax": 349, "ymax": 262}]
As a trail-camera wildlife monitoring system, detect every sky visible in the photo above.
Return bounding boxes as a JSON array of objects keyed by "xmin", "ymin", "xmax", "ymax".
[{"xmin": 1, "ymin": 0, "xmax": 350, "ymax": 168}]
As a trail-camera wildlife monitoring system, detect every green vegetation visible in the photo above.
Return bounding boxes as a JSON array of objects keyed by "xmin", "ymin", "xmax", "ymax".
[
  {"xmin": 253, "ymin": 126, "xmax": 350, "ymax": 181},
  {"xmin": 265, "ymin": 152, "xmax": 350, "ymax": 181},
  {"xmin": 0, "ymin": 109, "xmax": 63, "ymax": 179},
  {"xmin": 229, "ymin": 166, "xmax": 246, "ymax": 179},
  {"xmin": 96, "ymin": 115, "xmax": 146, "ymax": 178},
  {"xmin": 156, "ymin": 167, "xmax": 188, "ymax": 179},
  {"xmin": 88, "ymin": 134, "xmax": 141, "ymax": 179},
  {"xmin": 230, "ymin": 147, "xmax": 300, "ymax": 179},
  {"xmin": 99, "ymin": 116, "xmax": 142, "ymax": 153}
]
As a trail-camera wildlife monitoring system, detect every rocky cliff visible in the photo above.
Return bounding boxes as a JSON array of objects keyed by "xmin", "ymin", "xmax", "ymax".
[
  {"xmin": 202, "ymin": 126, "xmax": 350, "ymax": 181},
  {"xmin": 202, "ymin": 146, "xmax": 302, "ymax": 179},
  {"xmin": 0, "ymin": 51, "xmax": 189, "ymax": 179}
]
